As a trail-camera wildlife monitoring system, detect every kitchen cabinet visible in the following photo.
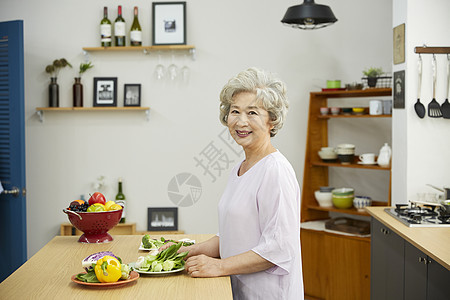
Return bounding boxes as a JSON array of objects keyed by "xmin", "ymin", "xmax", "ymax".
[
  {"xmin": 301, "ymin": 88, "xmax": 392, "ymax": 299},
  {"xmin": 370, "ymin": 217, "xmax": 448, "ymax": 300},
  {"xmin": 370, "ymin": 218, "xmax": 405, "ymax": 299},
  {"xmin": 404, "ymin": 241, "xmax": 448, "ymax": 300}
]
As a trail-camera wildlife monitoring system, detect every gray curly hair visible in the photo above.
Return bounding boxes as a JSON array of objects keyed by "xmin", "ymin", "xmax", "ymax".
[{"xmin": 219, "ymin": 67, "xmax": 289, "ymax": 137}]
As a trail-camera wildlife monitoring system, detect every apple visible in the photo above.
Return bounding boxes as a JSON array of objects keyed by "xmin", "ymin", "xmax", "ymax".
[{"xmin": 88, "ymin": 192, "xmax": 106, "ymax": 206}]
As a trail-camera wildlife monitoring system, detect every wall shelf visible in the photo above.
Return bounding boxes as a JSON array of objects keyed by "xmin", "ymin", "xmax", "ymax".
[
  {"xmin": 35, "ymin": 106, "xmax": 150, "ymax": 122},
  {"xmin": 82, "ymin": 45, "xmax": 196, "ymax": 59}
]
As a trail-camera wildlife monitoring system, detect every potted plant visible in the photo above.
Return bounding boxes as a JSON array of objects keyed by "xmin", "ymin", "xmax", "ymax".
[
  {"xmin": 45, "ymin": 58, "xmax": 72, "ymax": 107},
  {"xmin": 73, "ymin": 62, "xmax": 94, "ymax": 107},
  {"xmin": 363, "ymin": 67, "xmax": 384, "ymax": 88}
]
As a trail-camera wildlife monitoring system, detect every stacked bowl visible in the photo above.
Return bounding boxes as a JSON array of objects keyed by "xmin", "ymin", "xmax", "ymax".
[
  {"xmin": 318, "ymin": 147, "xmax": 338, "ymax": 161},
  {"xmin": 332, "ymin": 188, "xmax": 354, "ymax": 209},
  {"xmin": 336, "ymin": 144, "xmax": 355, "ymax": 164}
]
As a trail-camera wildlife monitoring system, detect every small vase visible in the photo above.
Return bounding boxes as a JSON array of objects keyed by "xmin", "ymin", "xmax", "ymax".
[
  {"xmin": 49, "ymin": 77, "xmax": 59, "ymax": 107},
  {"xmin": 73, "ymin": 77, "xmax": 83, "ymax": 107},
  {"xmin": 367, "ymin": 77, "xmax": 378, "ymax": 88}
]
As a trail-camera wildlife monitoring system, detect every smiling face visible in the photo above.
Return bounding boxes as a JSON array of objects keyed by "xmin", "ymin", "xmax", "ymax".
[{"xmin": 227, "ymin": 92, "xmax": 274, "ymax": 153}]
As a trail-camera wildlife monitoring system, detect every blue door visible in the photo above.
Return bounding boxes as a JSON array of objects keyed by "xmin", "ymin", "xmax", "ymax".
[{"xmin": 0, "ymin": 20, "xmax": 26, "ymax": 283}]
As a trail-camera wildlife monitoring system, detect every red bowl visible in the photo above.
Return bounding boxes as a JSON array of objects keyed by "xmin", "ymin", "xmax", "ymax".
[{"xmin": 63, "ymin": 208, "xmax": 122, "ymax": 243}]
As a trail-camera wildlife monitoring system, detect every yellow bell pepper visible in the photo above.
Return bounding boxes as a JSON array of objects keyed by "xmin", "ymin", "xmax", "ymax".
[{"xmin": 94, "ymin": 255, "xmax": 122, "ymax": 283}]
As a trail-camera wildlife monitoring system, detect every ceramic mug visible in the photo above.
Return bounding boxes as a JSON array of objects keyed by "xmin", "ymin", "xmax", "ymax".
[
  {"xmin": 359, "ymin": 153, "xmax": 375, "ymax": 164},
  {"xmin": 330, "ymin": 107, "xmax": 340, "ymax": 115},
  {"xmin": 369, "ymin": 100, "xmax": 383, "ymax": 115},
  {"xmin": 383, "ymin": 100, "xmax": 392, "ymax": 115}
]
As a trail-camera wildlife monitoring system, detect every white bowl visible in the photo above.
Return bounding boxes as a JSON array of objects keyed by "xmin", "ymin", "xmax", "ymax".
[
  {"xmin": 337, "ymin": 144, "xmax": 355, "ymax": 149},
  {"xmin": 318, "ymin": 150, "xmax": 338, "ymax": 160},
  {"xmin": 314, "ymin": 190, "xmax": 333, "ymax": 207}
]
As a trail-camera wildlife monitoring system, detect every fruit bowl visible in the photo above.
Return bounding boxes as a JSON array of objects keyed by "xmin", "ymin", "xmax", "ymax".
[{"xmin": 63, "ymin": 209, "xmax": 122, "ymax": 243}]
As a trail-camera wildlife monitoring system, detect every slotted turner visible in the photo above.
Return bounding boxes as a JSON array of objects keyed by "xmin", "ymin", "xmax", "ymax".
[
  {"xmin": 441, "ymin": 54, "xmax": 450, "ymax": 119},
  {"xmin": 428, "ymin": 55, "xmax": 443, "ymax": 118}
]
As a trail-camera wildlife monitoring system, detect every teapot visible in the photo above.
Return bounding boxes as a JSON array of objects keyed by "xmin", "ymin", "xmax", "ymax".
[{"xmin": 377, "ymin": 143, "xmax": 391, "ymax": 167}]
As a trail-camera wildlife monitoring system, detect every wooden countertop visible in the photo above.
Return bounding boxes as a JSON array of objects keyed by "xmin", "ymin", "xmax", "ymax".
[
  {"xmin": 366, "ymin": 207, "xmax": 450, "ymax": 271},
  {"xmin": 0, "ymin": 234, "xmax": 232, "ymax": 299}
]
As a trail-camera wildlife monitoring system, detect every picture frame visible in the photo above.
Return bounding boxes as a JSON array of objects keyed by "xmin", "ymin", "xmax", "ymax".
[
  {"xmin": 393, "ymin": 70, "xmax": 405, "ymax": 109},
  {"xmin": 152, "ymin": 2, "xmax": 186, "ymax": 45},
  {"xmin": 93, "ymin": 77, "xmax": 117, "ymax": 107},
  {"xmin": 147, "ymin": 207, "xmax": 178, "ymax": 231},
  {"xmin": 393, "ymin": 23, "xmax": 405, "ymax": 65},
  {"xmin": 124, "ymin": 84, "xmax": 141, "ymax": 107}
]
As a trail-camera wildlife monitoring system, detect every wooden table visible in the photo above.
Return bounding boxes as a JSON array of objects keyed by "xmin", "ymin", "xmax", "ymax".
[{"xmin": 0, "ymin": 234, "xmax": 233, "ymax": 299}]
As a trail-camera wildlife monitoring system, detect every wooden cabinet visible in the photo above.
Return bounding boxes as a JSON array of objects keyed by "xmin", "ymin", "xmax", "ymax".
[
  {"xmin": 370, "ymin": 219, "xmax": 448, "ymax": 300},
  {"xmin": 301, "ymin": 88, "xmax": 392, "ymax": 299}
]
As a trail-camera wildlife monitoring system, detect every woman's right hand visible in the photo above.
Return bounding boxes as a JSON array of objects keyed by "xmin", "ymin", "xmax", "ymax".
[{"xmin": 158, "ymin": 242, "xmax": 195, "ymax": 259}]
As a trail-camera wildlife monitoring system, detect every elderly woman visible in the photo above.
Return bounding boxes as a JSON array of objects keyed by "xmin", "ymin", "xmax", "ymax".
[{"xmin": 166, "ymin": 67, "xmax": 303, "ymax": 299}]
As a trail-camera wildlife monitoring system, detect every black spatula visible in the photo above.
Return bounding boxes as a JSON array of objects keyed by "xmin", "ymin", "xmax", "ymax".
[
  {"xmin": 428, "ymin": 55, "xmax": 443, "ymax": 118},
  {"xmin": 442, "ymin": 55, "xmax": 450, "ymax": 119},
  {"xmin": 414, "ymin": 56, "xmax": 425, "ymax": 118}
]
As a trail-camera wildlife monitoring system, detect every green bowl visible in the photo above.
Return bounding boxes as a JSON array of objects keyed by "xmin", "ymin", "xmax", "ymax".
[
  {"xmin": 332, "ymin": 188, "xmax": 354, "ymax": 196},
  {"xmin": 332, "ymin": 195, "xmax": 354, "ymax": 209}
]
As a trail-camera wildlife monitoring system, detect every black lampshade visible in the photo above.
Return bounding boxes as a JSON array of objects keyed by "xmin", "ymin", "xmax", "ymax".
[{"xmin": 281, "ymin": 0, "xmax": 338, "ymax": 30}]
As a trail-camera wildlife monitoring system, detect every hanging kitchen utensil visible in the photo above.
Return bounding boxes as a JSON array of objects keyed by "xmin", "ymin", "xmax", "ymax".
[
  {"xmin": 441, "ymin": 54, "xmax": 450, "ymax": 119},
  {"xmin": 414, "ymin": 55, "xmax": 426, "ymax": 118},
  {"xmin": 428, "ymin": 54, "xmax": 443, "ymax": 118}
]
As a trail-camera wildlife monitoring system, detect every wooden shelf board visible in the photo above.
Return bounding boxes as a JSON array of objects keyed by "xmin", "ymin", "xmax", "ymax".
[
  {"xmin": 318, "ymin": 114, "xmax": 392, "ymax": 119},
  {"xmin": 306, "ymin": 202, "xmax": 388, "ymax": 217},
  {"xmin": 310, "ymin": 88, "xmax": 392, "ymax": 98},
  {"xmin": 36, "ymin": 107, "xmax": 149, "ymax": 112},
  {"xmin": 82, "ymin": 45, "xmax": 195, "ymax": 52},
  {"xmin": 311, "ymin": 159, "xmax": 390, "ymax": 170}
]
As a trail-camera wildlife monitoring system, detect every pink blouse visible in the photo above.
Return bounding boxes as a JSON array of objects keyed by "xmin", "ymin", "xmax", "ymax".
[{"xmin": 218, "ymin": 151, "xmax": 304, "ymax": 299}]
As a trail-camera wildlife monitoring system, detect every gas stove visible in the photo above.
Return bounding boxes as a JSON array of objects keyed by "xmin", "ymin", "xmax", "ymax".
[{"xmin": 385, "ymin": 203, "xmax": 450, "ymax": 227}]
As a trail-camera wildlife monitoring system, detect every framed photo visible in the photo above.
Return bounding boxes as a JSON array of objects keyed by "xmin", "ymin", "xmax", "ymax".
[
  {"xmin": 152, "ymin": 2, "xmax": 186, "ymax": 45},
  {"xmin": 393, "ymin": 70, "xmax": 405, "ymax": 109},
  {"xmin": 393, "ymin": 23, "xmax": 405, "ymax": 65},
  {"xmin": 124, "ymin": 84, "xmax": 141, "ymax": 107},
  {"xmin": 147, "ymin": 207, "xmax": 178, "ymax": 231},
  {"xmin": 93, "ymin": 77, "xmax": 117, "ymax": 107}
]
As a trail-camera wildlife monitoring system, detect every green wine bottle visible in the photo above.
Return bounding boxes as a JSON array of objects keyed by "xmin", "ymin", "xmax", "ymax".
[
  {"xmin": 115, "ymin": 178, "xmax": 126, "ymax": 223},
  {"xmin": 114, "ymin": 5, "xmax": 126, "ymax": 47},
  {"xmin": 100, "ymin": 7, "xmax": 112, "ymax": 47},
  {"xmin": 130, "ymin": 6, "xmax": 142, "ymax": 46}
]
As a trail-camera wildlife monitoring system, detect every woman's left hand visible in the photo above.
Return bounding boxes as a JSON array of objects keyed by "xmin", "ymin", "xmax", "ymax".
[{"xmin": 185, "ymin": 254, "xmax": 224, "ymax": 278}]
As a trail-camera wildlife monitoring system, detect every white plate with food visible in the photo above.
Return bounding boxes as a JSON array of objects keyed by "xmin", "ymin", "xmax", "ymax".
[{"xmin": 128, "ymin": 262, "xmax": 185, "ymax": 275}]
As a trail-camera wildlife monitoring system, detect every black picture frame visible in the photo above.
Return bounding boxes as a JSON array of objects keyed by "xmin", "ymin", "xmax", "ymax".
[
  {"xmin": 393, "ymin": 70, "xmax": 405, "ymax": 109},
  {"xmin": 124, "ymin": 84, "xmax": 141, "ymax": 107},
  {"xmin": 147, "ymin": 207, "xmax": 178, "ymax": 231},
  {"xmin": 93, "ymin": 77, "xmax": 117, "ymax": 107},
  {"xmin": 152, "ymin": 2, "xmax": 186, "ymax": 45}
]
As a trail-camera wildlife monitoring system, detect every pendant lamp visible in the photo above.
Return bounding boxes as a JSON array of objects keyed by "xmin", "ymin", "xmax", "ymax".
[{"xmin": 281, "ymin": 0, "xmax": 338, "ymax": 30}]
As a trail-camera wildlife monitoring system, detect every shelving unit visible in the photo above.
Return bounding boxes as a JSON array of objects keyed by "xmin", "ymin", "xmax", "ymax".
[
  {"xmin": 35, "ymin": 106, "xmax": 150, "ymax": 122},
  {"xmin": 300, "ymin": 87, "xmax": 392, "ymax": 300}
]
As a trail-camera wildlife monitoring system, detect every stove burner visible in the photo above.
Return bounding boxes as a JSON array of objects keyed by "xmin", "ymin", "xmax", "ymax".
[{"xmin": 386, "ymin": 203, "xmax": 450, "ymax": 227}]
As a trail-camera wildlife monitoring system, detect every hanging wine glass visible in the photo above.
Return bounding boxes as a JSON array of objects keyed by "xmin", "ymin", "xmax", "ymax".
[
  {"xmin": 167, "ymin": 51, "xmax": 178, "ymax": 81},
  {"xmin": 181, "ymin": 53, "xmax": 190, "ymax": 84},
  {"xmin": 154, "ymin": 51, "xmax": 165, "ymax": 80}
]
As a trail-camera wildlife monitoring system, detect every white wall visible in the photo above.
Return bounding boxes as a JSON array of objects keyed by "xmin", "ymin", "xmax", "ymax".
[
  {"xmin": 0, "ymin": 0, "xmax": 393, "ymax": 257},
  {"xmin": 392, "ymin": 0, "xmax": 450, "ymax": 204}
]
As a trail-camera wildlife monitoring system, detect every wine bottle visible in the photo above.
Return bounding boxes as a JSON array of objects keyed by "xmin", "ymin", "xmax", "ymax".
[
  {"xmin": 130, "ymin": 6, "xmax": 142, "ymax": 46},
  {"xmin": 100, "ymin": 7, "xmax": 112, "ymax": 47},
  {"xmin": 114, "ymin": 5, "xmax": 126, "ymax": 47},
  {"xmin": 115, "ymin": 178, "xmax": 126, "ymax": 223}
]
